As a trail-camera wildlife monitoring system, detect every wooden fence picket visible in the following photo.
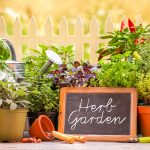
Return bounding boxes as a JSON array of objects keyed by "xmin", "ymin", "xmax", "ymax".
[
  {"xmin": 136, "ymin": 15, "xmax": 143, "ymax": 25},
  {"xmin": 74, "ymin": 16, "xmax": 84, "ymax": 61},
  {"xmin": 0, "ymin": 16, "xmax": 6, "ymax": 36},
  {"xmin": 89, "ymin": 15, "xmax": 99, "ymax": 64},
  {"xmin": 13, "ymin": 17, "xmax": 22, "ymax": 60},
  {"xmin": 105, "ymin": 15, "xmax": 114, "ymax": 33},
  {"xmin": 44, "ymin": 16, "xmax": 53, "ymax": 45},
  {"xmin": 59, "ymin": 16, "xmax": 68, "ymax": 46}
]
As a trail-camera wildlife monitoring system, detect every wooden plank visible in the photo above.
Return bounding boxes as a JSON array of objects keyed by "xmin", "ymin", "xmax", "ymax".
[
  {"xmin": 89, "ymin": 15, "xmax": 99, "ymax": 64},
  {"xmin": 13, "ymin": 17, "xmax": 22, "ymax": 61},
  {"xmin": 0, "ymin": 16, "xmax": 6, "ymax": 36},
  {"xmin": 105, "ymin": 15, "xmax": 114, "ymax": 33},
  {"xmin": 44, "ymin": 16, "xmax": 53, "ymax": 45},
  {"xmin": 74, "ymin": 16, "xmax": 84, "ymax": 61},
  {"xmin": 136, "ymin": 15, "xmax": 143, "ymax": 25},
  {"xmin": 1, "ymin": 141, "xmax": 150, "ymax": 150},
  {"xmin": 28, "ymin": 16, "xmax": 38, "ymax": 54},
  {"xmin": 59, "ymin": 16, "xmax": 68, "ymax": 46}
]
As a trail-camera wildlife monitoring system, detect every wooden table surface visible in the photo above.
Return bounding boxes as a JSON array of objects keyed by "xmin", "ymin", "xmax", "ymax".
[{"xmin": 0, "ymin": 140, "xmax": 150, "ymax": 150}]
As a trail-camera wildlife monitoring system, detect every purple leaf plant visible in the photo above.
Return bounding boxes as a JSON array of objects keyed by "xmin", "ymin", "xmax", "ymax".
[{"xmin": 48, "ymin": 61, "xmax": 98, "ymax": 87}]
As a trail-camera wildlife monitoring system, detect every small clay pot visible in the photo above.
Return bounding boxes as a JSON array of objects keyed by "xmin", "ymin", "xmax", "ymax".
[
  {"xmin": 27, "ymin": 111, "xmax": 58, "ymax": 130},
  {"xmin": 138, "ymin": 106, "xmax": 150, "ymax": 136},
  {"xmin": 29, "ymin": 115, "xmax": 55, "ymax": 141}
]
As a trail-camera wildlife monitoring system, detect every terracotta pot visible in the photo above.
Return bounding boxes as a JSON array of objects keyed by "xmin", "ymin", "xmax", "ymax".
[
  {"xmin": 0, "ymin": 108, "xmax": 28, "ymax": 142},
  {"xmin": 29, "ymin": 115, "xmax": 55, "ymax": 141},
  {"xmin": 138, "ymin": 106, "xmax": 150, "ymax": 136},
  {"xmin": 29, "ymin": 115, "xmax": 81, "ymax": 143},
  {"xmin": 27, "ymin": 111, "xmax": 58, "ymax": 130}
]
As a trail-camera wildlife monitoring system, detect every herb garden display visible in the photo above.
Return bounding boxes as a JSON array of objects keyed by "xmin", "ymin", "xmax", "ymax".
[{"xmin": 0, "ymin": 18, "xmax": 150, "ymax": 142}]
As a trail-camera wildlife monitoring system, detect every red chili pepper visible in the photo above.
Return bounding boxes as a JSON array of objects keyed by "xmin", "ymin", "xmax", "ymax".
[
  {"xmin": 140, "ymin": 38, "xmax": 145, "ymax": 44},
  {"xmin": 37, "ymin": 139, "xmax": 42, "ymax": 143},
  {"xmin": 28, "ymin": 137, "xmax": 35, "ymax": 143},
  {"xmin": 120, "ymin": 19, "xmax": 126, "ymax": 32},
  {"xmin": 128, "ymin": 18, "xmax": 136, "ymax": 32},
  {"xmin": 21, "ymin": 138, "xmax": 29, "ymax": 143},
  {"xmin": 134, "ymin": 39, "xmax": 139, "ymax": 45},
  {"xmin": 20, "ymin": 137, "xmax": 42, "ymax": 143}
]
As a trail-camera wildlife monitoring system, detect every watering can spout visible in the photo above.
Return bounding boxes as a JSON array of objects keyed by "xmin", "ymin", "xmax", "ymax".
[{"xmin": 40, "ymin": 50, "xmax": 62, "ymax": 75}]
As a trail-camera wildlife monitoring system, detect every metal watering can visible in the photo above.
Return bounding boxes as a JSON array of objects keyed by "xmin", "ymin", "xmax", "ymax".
[
  {"xmin": 0, "ymin": 39, "xmax": 62, "ymax": 82},
  {"xmin": 1, "ymin": 39, "xmax": 25, "ymax": 82}
]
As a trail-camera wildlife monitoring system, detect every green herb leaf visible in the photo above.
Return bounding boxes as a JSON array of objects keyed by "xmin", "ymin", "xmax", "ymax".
[
  {"xmin": 6, "ymin": 99, "xmax": 12, "ymax": 104},
  {"xmin": 10, "ymin": 102, "xmax": 17, "ymax": 110},
  {"xmin": 0, "ymin": 99, "xmax": 2, "ymax": 106}
]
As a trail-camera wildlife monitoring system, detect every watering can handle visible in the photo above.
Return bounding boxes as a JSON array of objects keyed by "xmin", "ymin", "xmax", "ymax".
[{"xmin": 3, "ymin": 39, "xmax": 17, "ymax": 61}]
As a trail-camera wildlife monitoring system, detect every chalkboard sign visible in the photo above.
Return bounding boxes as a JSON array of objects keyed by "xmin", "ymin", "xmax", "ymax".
[{"xmin": 58, "ymin": 87, "xmax": 137, "ymax": 141}]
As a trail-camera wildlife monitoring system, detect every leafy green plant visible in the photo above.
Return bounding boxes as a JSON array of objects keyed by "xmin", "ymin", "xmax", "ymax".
[
  {"xmin": 26, "ymin": 75, "xmax": 59, "ymax": 112},
  {"xmin": 138, "ymin": 39, "xmax": 150, "ymax": 74},
  {"xmin": 0, "ymin": 39, "xmax": 10, "ymax": 60},
  {"xmin": 23, "ymin": 44, "xmax": 74, "ymax": 78},
  {"xmin": 0, "ymin": 60, "xmax": 8, "ymax": 71},
  {"xmin": 0, "ymin": 39, "xmax": 12, "ymax": 73},
  {"xmin": 0, "ymin": 81, "xmax": 30, "ymax": 110},
  {"xmin": 23, "ymin": 44, "xmax": 49, "ymax": 78},
  {"xmin": 95, "ymin": 19, "xmax": 150, "ymax": 106},
  {"xmin": 50, "ymin": 45, "xmax": 75, "ymax": 64},
  {"xmin": 23, "ymin": 44, "xmax": 74, "ymax": 112},
  {"xmin": 137, "ymin": 73, "xmax": 150, "ymax": 105},
  {"xmin": 97, "ymin": 19, "xmax": 150, "ymax": 61},
  {"xmin": 95, "ymin": 54, "xmax": 140, "ymax": 88}
]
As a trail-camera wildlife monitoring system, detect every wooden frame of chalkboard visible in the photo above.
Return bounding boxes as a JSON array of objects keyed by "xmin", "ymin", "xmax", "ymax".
[{"xmin": 58, "ymin": 87, "xmax": 137, "ymax": 142}]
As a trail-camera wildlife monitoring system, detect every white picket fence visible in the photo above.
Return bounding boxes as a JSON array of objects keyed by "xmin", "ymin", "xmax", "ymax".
[{"xmin": 0, "ymin": 15, "xmax": 143, "ymax": 64}]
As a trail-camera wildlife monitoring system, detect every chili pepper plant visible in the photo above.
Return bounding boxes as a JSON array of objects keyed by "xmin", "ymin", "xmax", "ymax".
[{"xmin": 97, "ymin": 18, "xmax": 150, "ymax": 61}]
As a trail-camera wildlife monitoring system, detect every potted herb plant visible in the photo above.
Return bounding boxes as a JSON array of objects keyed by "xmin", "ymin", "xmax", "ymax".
[
  {"xmin": 136, "ymin": 40, "xmax": 150, "ymax": 136},
  {"xmin": 0, "ymin": 38, "xmax": 30, "ymax": 142},
  {"xmin": 25, "ymin": 75, "xmax": 59, "ymax": 128},
  {"xmin": 95, "ymin": 18, "xmax": 147, "ymax": 88},
  {"xmin": 23, "ymin": 44, "xmax": 75, "ymax": 128},
  {"xmin": 0, "ymin": 81, "xmax": 30, "ymax": 142},
  {"xmin": 96, "ymin": 18, "xmax": 150, "ymax": 136}
]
